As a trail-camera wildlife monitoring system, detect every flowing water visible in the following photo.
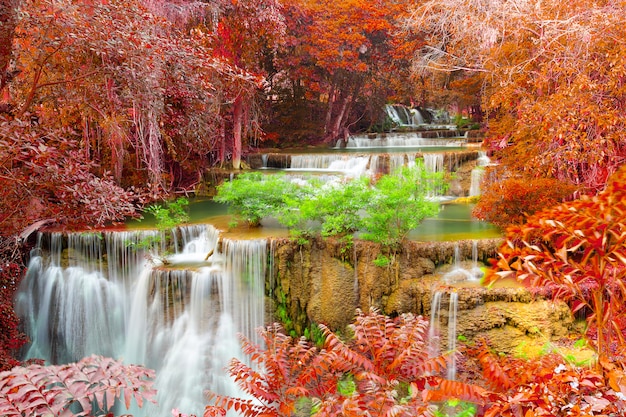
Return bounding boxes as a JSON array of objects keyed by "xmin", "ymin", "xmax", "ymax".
[
  {"xmin": 428, "ymin": 290, "xmax": 459, "ymax": 380},
  {"xmin": 16, "ymin": 225, "xmax": 267, "ymax": 417},
  {"xmin": 14, "ymin": 122, "xmax": 500, "ymax": 415}
]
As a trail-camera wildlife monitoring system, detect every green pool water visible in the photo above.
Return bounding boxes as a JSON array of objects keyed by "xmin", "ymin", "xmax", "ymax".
[{"xmin": 409, "ymin": 203, "xmax": 502, "ymax": 241}]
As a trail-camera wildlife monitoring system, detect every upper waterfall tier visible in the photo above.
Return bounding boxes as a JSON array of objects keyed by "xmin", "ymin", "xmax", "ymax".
[{"xmin": 340, "ymin": 131, "xmax": 466, "ymax": 149}]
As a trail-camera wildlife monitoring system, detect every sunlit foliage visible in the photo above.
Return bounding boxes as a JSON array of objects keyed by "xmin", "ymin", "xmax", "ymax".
[
  {"xmin": 486, "ymin": 165, "xmax": 626, "ymax": 365},
  {"xmin": 409, "ymin": 0, "xmax": 626, "ymax": 196}
]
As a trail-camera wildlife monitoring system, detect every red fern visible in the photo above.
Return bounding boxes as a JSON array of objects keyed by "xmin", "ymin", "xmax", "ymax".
[
  {"xmin": 207, "ymin": 309, "xmax": 485, "ymax": 417},
  {"xmin": 0, "ymin": 355, "xmax": 156, "ymax": 417}
]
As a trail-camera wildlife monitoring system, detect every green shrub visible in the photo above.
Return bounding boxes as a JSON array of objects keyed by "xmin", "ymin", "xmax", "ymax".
[
  {"xmin": 213, "ymin": 163, "xmax": 445, "ymax": 252},
  {"xmin": 145, "ymin": 197, "xmax": 190, "ymax": 230},
  {"xmin": 361, "ymin": 162, "xmax": 443, "ymax": 250},
  {"xmin": 307, "ymin": 177, "xmax": 373, "ymax": 237},
  {"xmin": 215, "ymin": 172, "xmax": 307, "ymax": 227}
]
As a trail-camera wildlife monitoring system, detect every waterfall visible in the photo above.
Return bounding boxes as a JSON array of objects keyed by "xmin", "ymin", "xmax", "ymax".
[
  {"xmin": 469, "ymin": 151, "xmax": 491, "ymax": 197},
  {"xmin": 289, "ymin": 154, "xmax": 370, "ymax": 178},
  {"xmin": 389, "ymin": 154, "xmax": 407, "ymax": 173},
  {"xmin": 290, "ymin": 154, "xmax": 344, "ymax": 169},
  {"xmin": 428, "ymin": 290, "xmax": 459, "ymax": 380},
  {"xmin": 423, "ymin": 153, "xmax": 446, "ymax": 198},
  {"xmin": 342, "ymin": 133, "xmax": 466, "ymax": 149},
  {"xmin": 16, "ymin": 225, "xmax": 267, "ymax": 417},
  {"xmin": 447, "ymin": 292, "xmax": 458, "ymax": 380},
  {"xmin": 469, "ymin": 168, "xmax": 484, "ymax": 197},
  {"xmin": 442, "ymin": 241, "xmax": 483, "ymax": 284},
  {"xmin": 428, "ymin": 291, "xmax": 443, "ymax": 358}
]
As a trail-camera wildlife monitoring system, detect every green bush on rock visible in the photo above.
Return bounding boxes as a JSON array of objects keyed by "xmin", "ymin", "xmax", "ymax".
[
  {"xmin": 214, "ymin": 161, "xmax": 446, "ymax": 253},
  {"xmin": 361, "ymin": 162, "xmax": 443, "ymax": 250}
]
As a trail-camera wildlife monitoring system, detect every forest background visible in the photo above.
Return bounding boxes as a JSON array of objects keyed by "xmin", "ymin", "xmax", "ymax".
[{"xmin": 2, "ymin": 0, "xmax": 626, "ymax": 414}]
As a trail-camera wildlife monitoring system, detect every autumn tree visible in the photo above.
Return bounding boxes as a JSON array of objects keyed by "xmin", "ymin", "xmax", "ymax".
[
  {"xmin": 207, "ymin": 0, "xmax": 285, "ymax": 169},
  {"xmin": 270, "ymin": 0, "xmax": 417, "ymax": 145},
  {"xmin": 0, "ymin": 0, "xmax": 18, "ymax": 102},
  {"xmin": 5, "ymin": 0, "xmax": 271, "ymax": 195},
  {"xmin": 408, "ymin": 0, "xmax": 626, "ymax": 199}
]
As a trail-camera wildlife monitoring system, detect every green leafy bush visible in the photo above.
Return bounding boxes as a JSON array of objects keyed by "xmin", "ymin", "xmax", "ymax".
[
  {"xmin": 215, "ymin": 172, "xmax": 308, "ymax": 227},
  {"xmin": 145, "ymin": 197, "xmax": 190, "ymax": 230},
  {"xmin": 214, "ymin": 163, "xmax": 445, "ymax": 252},
  {"xmin": 305, "ymin": 177, "xmax": 373, "ymax": 237},
  {"xmin": 361, "ymin": 162, "xmax": 443, "ymax": 250}
]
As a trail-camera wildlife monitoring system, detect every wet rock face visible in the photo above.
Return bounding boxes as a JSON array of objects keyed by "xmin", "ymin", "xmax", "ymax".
[{"xmin": 269, "ymin": 237, "xmax": 577, "ymax": 354}]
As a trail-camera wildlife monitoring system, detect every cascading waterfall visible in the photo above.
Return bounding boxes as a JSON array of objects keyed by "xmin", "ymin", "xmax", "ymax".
[
  {"xmin": 447, "ymin": 292, "xmax": 458, "ymax": 381},
  {"xmin": 442, "ymin": 241, "xmax": 483, "ymax": 283},
  {"xmin": 16, "ymin": 224, "xmax": 267, "ymax": 417},
  {"xmin": 428, "ymin": 291, "xmax": 443, "ymax": 358},
  {"xmin": 469, "ymin": 151, "xmax": 491, "ymax": 197},
  {"xmin": 341, "ymin": 133, "xmax": 466, "ymax": 149},
  {"xmin": 428, "ymin": 290, "xmax": 459, "ymax": 380},
  {"xmin": 288, "ymin": 154, "xmax": 370, "ymax": 179},
  {"xmin": 423, "ymin": 153, "xmax": 446, "ymax": 199},
  {"xmin": 290, "ymin": 154, "xmax": 344, "ymax": 170},
  {"xmin": 389, "ymin": 154, "xmax": 407, "ymax": 173}
]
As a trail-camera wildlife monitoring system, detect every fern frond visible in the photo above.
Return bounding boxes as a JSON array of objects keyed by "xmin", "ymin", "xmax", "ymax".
[
  {"xmin": 0, "ymin": 355, "xmax": 155, "ymax": 417},
  {"xmin": 422, "ymin": 379, "xmax": 486, "ymax": 405},
  {"xmin": 322, "ymin": 324, "xmax": 375, "ymax": 373}
]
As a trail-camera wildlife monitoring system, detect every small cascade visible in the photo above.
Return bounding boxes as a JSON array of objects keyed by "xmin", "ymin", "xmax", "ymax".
[
  {"xmin": 389, "ymin": 154, "xmax": 408, "ymax": 173},
  {"xmin": 428, "ymin": 291, "xmax": 443, "ymax": 358},
  {"xmin": 385, "ymin": 104, "xmax": 414, "ymax": 126},
  {"xmin": 290, "ymin": 154, "xmax": 344, "ymax": 170},
  {"xmin": 423, "ymin": 153, "xmax": 444, "ymax": 174},
  {"xmin": 367, "ymin": 154, "xmax": 381, "ymax": 176},
  {"xmin": 342, "ymin": 132, "xmax": 466, "ymax": 149},
  {"xmin": 16, "ymin": 225, "xmax": 267, "ymax": 417},
  {"xmin": 423, "ymin": 153, "xmax": 446, "ymax": 198},
  {"xmin": 469, "ymin": 151, "xmax": 491, "ymax": 197},
  {"xmin": 447, "ymin": 292, "xmax": 458, "ymax": 380},
  {"xmin": 442, "ymin": 241, "xmax": 483, "ymax": 284},
  {"xmin": 289, "ymin": 154, "xmax": 370, "ymax": 178},
  {"xmin": 383, "ymin": 104, "xmax": 448, "ymax": 127},
  {"xmin": 428, "ymin": 290, "xmax": 459, "ymax": 380}
]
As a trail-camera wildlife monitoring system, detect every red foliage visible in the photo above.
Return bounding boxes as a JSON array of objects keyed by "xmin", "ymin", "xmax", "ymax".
[
  {"xmin": 0, "ymin": 118, "xmax": 142, "ymax": 235},
  {"xmin": 468, "ymin": 343, "xmax": 626, "ymax": 416},
  {"xmin": 0, "ymin": 355, "xmax": 156, "ymax": 416},
  {"xmin": 0, "ymin": 254, "xmax": 27, "ymax": 372},
  {"xmin": 206, "ymin": 309, "xmax": 485, "ymax": 417},
  {"xmin": 485, "ymin": 164, "xmax": 626, "ymax": 364},
  {"xmin": 472, "ymin": 171, "xmax": 577, "ymax": 229}
]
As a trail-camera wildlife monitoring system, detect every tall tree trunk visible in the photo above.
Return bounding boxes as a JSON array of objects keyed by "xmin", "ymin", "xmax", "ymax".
[
  {"xmin": 323, "ymin": 81, "xmax": 337, "ymax": 136},
  {"xmin": 232, "ymin": 94, "xmax": 243, "ymax": 170},
  {"xmin": 0, "ymin": 0, "xmax": 18, "ymax": 110},
  {"xmin": 327, "ymin": 90, "xmax": 352, "ymax": 143}
]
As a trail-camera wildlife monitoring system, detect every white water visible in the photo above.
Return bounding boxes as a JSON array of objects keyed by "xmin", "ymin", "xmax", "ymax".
[
  {"xmin": 447, "ymin": 292, "xmax": 458, "ymax": 380},
  {"xmin": 428, "ymin": 290, "xmax": 459, "ymax": 380},
  {"xmin": 469, "ymin": 151, "xmax": 491, "ymax": 197},
  {"xmin": 16, "ymin": 225, "xmax": 267, "ymax": 417},
  {"xmin": 341, "ymin": 133, "xmax": 465, "ymax": 149},
  {"xmin": 442, "ymin": 241, "xmax": 483, "ymax": 283},
  {"xmin": 288, "ymin": 154, "xmax": 371, "ymax": 179}
]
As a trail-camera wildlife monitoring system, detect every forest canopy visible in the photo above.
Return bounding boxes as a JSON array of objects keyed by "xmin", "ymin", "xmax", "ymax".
[{"xmin": 0, "ymin": 0, "xmax": 625, "ymax": 234}]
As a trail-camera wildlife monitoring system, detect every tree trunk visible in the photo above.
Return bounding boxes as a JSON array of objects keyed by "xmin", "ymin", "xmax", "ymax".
[
  {"xmin": 323, "ymin": 81, "xmax": 337, "ymax": 136},
  {"xmin": 232, "ymin": 94, "xmax": 243, "ymax": 170},
  {"xmin": 0, "ymin": 0, "xmax": 18, "ymax": 109},
  {"xmin": 327, "ymin": 90, "xmax": 352, "ymax": 143}
]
